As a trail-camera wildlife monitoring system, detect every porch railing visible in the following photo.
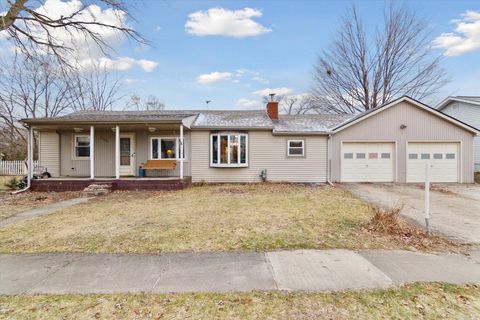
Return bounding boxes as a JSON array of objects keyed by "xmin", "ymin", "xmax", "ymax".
[{"xmin": 0, "ymin": 160, "xmax": 39, "ymax": 176}]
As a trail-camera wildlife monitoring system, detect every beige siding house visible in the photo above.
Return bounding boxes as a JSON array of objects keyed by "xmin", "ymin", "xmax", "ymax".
[{"xmin": 22, "ymin": 96, "xmax": 478, "ymax": 190}]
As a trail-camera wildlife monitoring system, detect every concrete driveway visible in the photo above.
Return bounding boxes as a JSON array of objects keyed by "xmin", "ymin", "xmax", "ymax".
[{"xmin": 343, "ymin": 183, "xmax": 480, "ymax": 244}]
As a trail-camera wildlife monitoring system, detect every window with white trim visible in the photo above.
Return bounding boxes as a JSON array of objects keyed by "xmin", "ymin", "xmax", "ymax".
[
  {"xmin": 74, "ymin": 134, "xmax": 90, "ymax": 159},
  {"xmin": 150, "ymin": 137, "xmax": 185, "ymax": 160},
  {"xmin": 287, "ymin": 140, "xmax": 305, "ymax": 157},
  {"xmin": 210, "ymin": 133, "xmax": 248, "ymax": 167}
]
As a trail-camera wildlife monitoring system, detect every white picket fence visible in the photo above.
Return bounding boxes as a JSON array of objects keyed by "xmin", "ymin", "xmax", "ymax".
[{"xmin": 0, "ymin": 160, "xmax": 39, "ymax": 176}]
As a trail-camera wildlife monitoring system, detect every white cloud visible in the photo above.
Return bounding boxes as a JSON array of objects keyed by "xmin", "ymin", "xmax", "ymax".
[
  {"xmin": 252, "ymin": 76, "xmax": 269, "ymax": 84},
  {"xmin": 197, "ymin": 71, "xmax": 233, "ymax": 84},
  {"xmin": 253, "ymin": 87, "xmax": 294, "ymax": 97},
  {"xmin": 236, "ymin": 98, "xmax": 262, "ymax": 108},
  {"xmin": 80, "ymin": 57, "xmax": 158, "ymax": 72},
  {"xmin": 155, "ymin": 26, "xmax": 162, "ymax": 31},
  {"xmin": 1, "ymin": 0, "xmax": 158, "ymax": 72},
  {"xmin": 433, "ymin": 11, "xmax": 480, "ymax": 56},
  {"xmin": 185, "ymin": 7, "xmax": 272, "ymax": 37}
]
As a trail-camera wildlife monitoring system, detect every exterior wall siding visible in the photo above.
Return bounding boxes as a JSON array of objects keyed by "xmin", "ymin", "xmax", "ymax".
[
  {"xmin": 58, "ymin": 129, "xmax": 191, "ymax": 177},
  {"xmin": 190, "ymin": 130, "xmax": 327, "ymax": 183},
  {"xmin": 330, "ymin": 101, "xmax": 475, "ymax": 183},
  {"xmin": 38, "ymin": 131, "xmax": 60, "ymax": 177},
  {"xmin": 441, "ymin": 101, "xmax": 480, "ymax": 171}
]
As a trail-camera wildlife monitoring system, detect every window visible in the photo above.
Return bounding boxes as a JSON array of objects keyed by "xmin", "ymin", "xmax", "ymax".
[
  {"xmin": 446, "ymin": 153, "xmax": 455, "ymax": 159},
  {"xmin": 433, "ymin": 153, "xmax": 443, "ymax": 160},
  {"xmin": 287, "ymin": 140, "xmax": 305, "ymax": 157},
  {"xmin": 344, "ymin": 153, "xmax": 353, "ymax": 159},
  {"xmin": 74, "ymin": 134, "xmax": 90, "ymax": 159},
  {"xmin": 421, "ymin": 153, "xmax": 430, "ymax": 160},
  {"xmin": 369, "ymin": 153, "xmax": 378, "ymax": 159},
  {"xmin": 210, "ymin": 133, "xmax": 248, "ymax": 167},
  {"xmin": 356, "ymin": 153, "xmax": 366, "ymax": 159},
  {"xmin": 409, "ymin": 153, "xmax": 418, "ymax": 160},
  {"xmin": 381, "ymin": 153, "xmax": 391, "ymax": 159},
  {"xmin": 150, "ymin": 137, "xmax": 185, "ymax": 160}
]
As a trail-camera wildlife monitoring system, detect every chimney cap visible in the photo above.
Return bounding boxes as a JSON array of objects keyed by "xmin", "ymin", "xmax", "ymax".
[{"xmin": 269, "ymin": 93, "xmax": 276, "ymax": 101}]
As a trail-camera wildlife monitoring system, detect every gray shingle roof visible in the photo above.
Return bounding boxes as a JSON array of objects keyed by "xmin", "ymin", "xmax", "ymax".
[
  {"xmin": 274, "ymin": 114, "xmax": 353, "ymax": 133},
  {"xmin": 192, "ymin": 110, "xmax": 273, "ymax": 128},
  {"xmin": 455, "ymin": 96, "xmax": 480, "ymax": 104},
  {"xmin": 22, "ymin": 109, "xmax": 357, "ymax": 134}
]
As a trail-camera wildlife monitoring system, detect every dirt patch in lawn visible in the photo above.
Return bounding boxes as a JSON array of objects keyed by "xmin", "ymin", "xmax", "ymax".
[
  {"xmin": 0, "ymin": 283, "xmax": 479, "ymax": 319},
  {"xmin": 0, "ymin": 190, "xmax": 82, "ymax": 220},
  {"xmin": 0, "ymin": 184, "xmax": 464, "ymax": 254}
]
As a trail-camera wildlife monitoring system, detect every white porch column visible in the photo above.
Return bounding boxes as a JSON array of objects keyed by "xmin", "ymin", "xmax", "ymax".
[
  {"xmin": 179, "ymin": 124, "xmax": 184, "ymax": 179},
  {"xmin": 90, "ymin": 126, "xmax": 95, "ymax": 179},
  {"xmin": 115, "ymin": 125, "xmax": 120, "ymax": 179},
  {"xmin": 27, "ymin": 126, "xmax": 33, "ymax": 187}
]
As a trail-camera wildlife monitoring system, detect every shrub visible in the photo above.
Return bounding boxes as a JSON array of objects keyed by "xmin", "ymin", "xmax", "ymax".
[{"xmin": 4, "ymin": 177, "xmax": 22, "ymax": 190}]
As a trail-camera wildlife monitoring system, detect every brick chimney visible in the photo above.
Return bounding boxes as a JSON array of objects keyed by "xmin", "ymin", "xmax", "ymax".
[{"xmin": 266, "ymin": 101, "xmax": 279, "ymax": 120}]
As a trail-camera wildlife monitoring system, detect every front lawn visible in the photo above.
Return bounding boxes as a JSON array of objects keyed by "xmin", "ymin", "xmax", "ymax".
[
  {"xmin": 0, "ymin": 184, "xmax": 456, "ymax": 253},
  {"xmin": 1, "ymin": 283, "xmax": 479, "ymax": 319}
]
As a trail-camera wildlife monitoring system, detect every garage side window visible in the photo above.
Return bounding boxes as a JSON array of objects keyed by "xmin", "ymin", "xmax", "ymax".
[
  {"xmin": 74, "ymin": 134, "xmax": 90, "ymax": 159},
  {"xmin": 287, "ymin": 140, "xmax": 305, "ymax": 157}
]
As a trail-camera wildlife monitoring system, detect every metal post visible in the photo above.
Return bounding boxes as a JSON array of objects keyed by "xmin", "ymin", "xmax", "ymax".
[
  {"xmin": 179, "ymin": 124, "xmax": 184, "ymax": 179},
  {"xmin": 90, "ymin": 126, "xmax": 95, "ymax": 179},
  {"xmin": 424, "ymin": 163, "xmax": 431, "ymax": 235},
  {"xmin": 115, "ymin": 126, "xmax": 120, "ymax": 179}
]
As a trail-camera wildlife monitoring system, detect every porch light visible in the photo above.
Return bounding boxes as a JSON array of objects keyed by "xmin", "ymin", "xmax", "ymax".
[
  {"xmin": 73, "ymin": 128, "xmax": 83, "ymax": 133},
  {"xmin": 148, "ymin": 127, "xmax": 157, "ymax": 133}
]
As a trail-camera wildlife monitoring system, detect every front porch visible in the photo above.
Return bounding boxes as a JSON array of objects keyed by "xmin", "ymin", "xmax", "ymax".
[{"xmin": 30, "ymin": 176, "xmax": 192, "ymax": 191}]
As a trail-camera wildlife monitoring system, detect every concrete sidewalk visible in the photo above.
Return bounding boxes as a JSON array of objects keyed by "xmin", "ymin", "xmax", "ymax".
[
  {"xmin": 0, "ymin": 197, "xmax": 90, "ymax": 228},
  {"xmin": 1, "ymin": 249, "xmax": 479, "ymax": 295}
]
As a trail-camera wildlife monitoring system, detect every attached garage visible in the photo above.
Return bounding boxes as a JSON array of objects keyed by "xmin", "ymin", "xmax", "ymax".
[
  {"xmin": 406, "ymin": 142, "xmax": 459, "ymax": 183},
  {"xmin": 329, "ymin": 97, "xmax": 478, "ymax": 183},
  {"xmin": 341, "ymin": 142, "xmax": 394, "ymax": 182}
]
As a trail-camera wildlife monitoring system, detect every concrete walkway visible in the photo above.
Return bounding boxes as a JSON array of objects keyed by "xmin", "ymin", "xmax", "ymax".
[
  {"xmin": 0, "ymin": 197, "xmax": 90, "ymax": 228},
  {"xmin": 1, "ymin": 249, "xmax": 480, "ymax": 295}
]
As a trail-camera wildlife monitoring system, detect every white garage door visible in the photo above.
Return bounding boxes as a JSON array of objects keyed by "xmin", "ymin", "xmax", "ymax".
[
  {"xmin": 407, "ymin": 142, "xmax": 459, "ymax": 183},
  {"xmin": 342, "ymin": 142, "xmax": 394, "ymax": 182}
]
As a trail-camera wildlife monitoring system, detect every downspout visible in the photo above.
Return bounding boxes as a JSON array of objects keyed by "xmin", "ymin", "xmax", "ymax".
[
  {"xmin": 326, "ymin": 134, "xmax": 334, "ymax": 186},
  {"xmin": 12, "ymin": 125, "xmax": 33, "ymax": 194}
]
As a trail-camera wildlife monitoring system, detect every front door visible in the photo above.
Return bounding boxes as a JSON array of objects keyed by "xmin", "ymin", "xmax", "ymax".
[{"xmin": 120, "ymin": 134, "xmax": 136, "ymax": 176}]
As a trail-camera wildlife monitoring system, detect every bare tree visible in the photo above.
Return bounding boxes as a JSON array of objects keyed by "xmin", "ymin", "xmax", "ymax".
[
  {"xmin": 69, "ymin": 64, "xmax": 123, "ymax": 111},
  {"xmin": 0, "ymin": 0, "xmax": 145, "ymax": 65},
  {"xmin": 312, "ymin": 5, "xmax": 449, "ymax": 114},
  {"xmin": 281, "ymin": 95, "xmax": 317, "ymax": 115},
  {"xmin": 126, "ymin": 94, "xmax": 165, "ymax": 111}
]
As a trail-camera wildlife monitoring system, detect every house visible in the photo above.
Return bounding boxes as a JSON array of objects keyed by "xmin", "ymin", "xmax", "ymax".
[
  {"xmin": 22, "ymin": 96, "xmax": 478, "ymax": 191},
  {"xmin": 436, "ymin": 96, "xmax": 480, "ymax": 171}
]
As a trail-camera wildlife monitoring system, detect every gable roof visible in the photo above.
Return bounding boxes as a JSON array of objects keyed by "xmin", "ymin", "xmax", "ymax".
[
  {"xmin": 273, "ymin": 114, "xmax": 352, "ymax": 134},
  {"xmin": 333, "ymin": 96, "xmax": 479, "ymax": 134},
  {"xmin": 436, "ymin": 96, "xmax": 480, "ymax": 110}
]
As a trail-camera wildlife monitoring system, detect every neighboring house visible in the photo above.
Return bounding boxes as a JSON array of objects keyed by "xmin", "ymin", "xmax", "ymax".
[
  {"xmin": 22, "ymin": 96, "xmax": 478, "ymax": 191},
  {"xmin": 436, "ymin": 96, "xmax": 480, "ymax": 171}
]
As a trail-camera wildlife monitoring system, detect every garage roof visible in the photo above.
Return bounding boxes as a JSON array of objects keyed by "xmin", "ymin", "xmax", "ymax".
[{"xmin": 333, "ymin": 96, "xmax": 479, "ymax": 134}]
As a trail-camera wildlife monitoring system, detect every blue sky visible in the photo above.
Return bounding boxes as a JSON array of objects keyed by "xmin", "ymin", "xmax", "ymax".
[{"xmin": 8, "ymin": 0, "xmax": 480, "ymax": 110}]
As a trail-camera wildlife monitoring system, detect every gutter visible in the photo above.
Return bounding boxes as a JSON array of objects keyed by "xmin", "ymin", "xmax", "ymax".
[{"xmin": 326, "ymin": 134, "xmax": 334, "ymax": 186}]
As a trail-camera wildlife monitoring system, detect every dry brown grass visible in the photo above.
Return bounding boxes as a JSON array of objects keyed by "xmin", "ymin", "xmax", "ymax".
[
  {"xmin": 0, "ymin": 184, "xmax": 462, "ymax": 254},
  {"xmin": 0, "ymin": 190, "xmax": 81, "ymax": 220},
  {"xmin": 1, "ymin": 283, "xmax": 479, "ymax": 319},
  {"xmin": 363, "ymin": 207, "xmax": 463, "ymax": 252}
]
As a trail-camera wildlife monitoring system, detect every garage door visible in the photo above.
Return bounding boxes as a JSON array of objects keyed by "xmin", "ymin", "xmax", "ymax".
[
  {"xmin": 342, "ymin": 142, "xmax": 394, "ymax": 182},
  {"xmin": 407, "ymin": 142, "xmax": 459, "ymax": 183}
]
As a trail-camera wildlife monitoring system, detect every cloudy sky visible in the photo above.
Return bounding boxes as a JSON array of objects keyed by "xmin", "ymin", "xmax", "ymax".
[{"xmin": 3, "ymin": 0, "xmax": 480, "ymax": 110}]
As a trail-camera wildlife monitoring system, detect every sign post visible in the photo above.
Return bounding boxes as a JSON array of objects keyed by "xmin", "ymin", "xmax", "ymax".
[{"xmin": 424, "ymin": 163, "xmax": 431, "ymax": 235}]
